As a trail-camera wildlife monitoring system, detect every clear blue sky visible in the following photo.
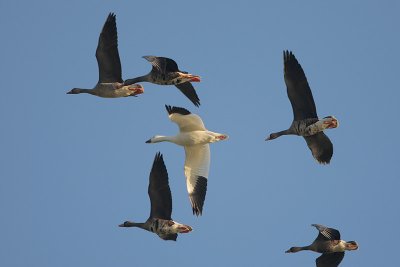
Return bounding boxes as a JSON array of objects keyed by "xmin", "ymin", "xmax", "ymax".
[{"xmin": 1, "ymin": 1, "xmax": 399, "ymax": 266}]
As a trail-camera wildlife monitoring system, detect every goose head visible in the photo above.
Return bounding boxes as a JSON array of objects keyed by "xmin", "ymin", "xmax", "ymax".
[
  {"xmin": 265, "ymin": 133, "xmax": 279, "ymax": 141},
  {"xmin": 322, "ymin": 116, "xmax": 339, "ymax": 129},
  {"xmin": 344, "ymin": 241, "xmax": 359, "ymax": 250},
  {"xmin": 285, "ymin": 246, "xmax": 306, "ymax": 253},
  {"xmin": 126, "ymin": 83, "xmax": 144, "ymax": 96},
  {"xmin": 177, "ymin": 72, "xmax": 201, "ymax": 83},
  {"xmin": 167, "ymin": 220, "xmax": 193, "ymax": 234},
  {"xmin": 145, "ymin": 135, "xmax": 174, "ymax": 144},
  {"xmin": 67, "ymin": 88, "xmax": 83, "ymax": 94},
  {"xmin": 119, "ymin": 221, "xmax": 140, "ymax": 227}
]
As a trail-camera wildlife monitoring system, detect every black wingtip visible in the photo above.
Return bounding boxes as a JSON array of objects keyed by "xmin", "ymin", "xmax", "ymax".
[
  {"xmin": 283, "ymin": 50, "xmax": 295, "ymax": 62},
  {"xmin": 174, "ymin": 83, "xmax": 201, "ymax": 107},
  {"xmin": 152, "ymin": 152, "xmax": 167, "ymax": 174},
  {"xmin": 192, "ymin": 207, "xmax": 202, "ymax": 216},
  {"xmin": 316, "ymin": 148, "xmax": 332, "ymax": 164},
  {"xmin": 189, "ymin": 176, "xmax": 207, "ymax": 216},
  {"xmin": 316, "ymin": 158, "xmax": 331, "ymax": 165},
  {"xmin": 100, "ymin": 13, "xmax": 117, "ymax": 37},
  {"xmin": 154, "ymin": 152, "xmax": 163, "ymax": 162},
  {"xmin": 145, "ymin": 139, "xmax": 151, "ymax": 143},
  {"xmin": 188, "ymin": 98, "xmax": 200, "ymax": 107},
  {"xmin": 107, "ymin": 12, "xmax": 116, "ymax": 21},
  {"xmin": 165, "ymin": 105, "xmax": 191, "ymax": 115}
]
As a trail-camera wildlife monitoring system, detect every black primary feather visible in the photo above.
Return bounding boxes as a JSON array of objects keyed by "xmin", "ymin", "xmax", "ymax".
[
  {"xmin": 316, "ymin": 252, "xmax": 345, "ymax": 267},
  {"xmin": 284, "ymin": 50, "xmax": 317, "ymax": 121},
  {"xmin": 189, "ymin": 176, "xmax": 207, "ymax": 216},
  {"xmin": 165, "ymin": 105, "xmax": 191, "ymax": 115},
  {"xmin": 175, "ymin": 82, "xmax": 201, "ymax": 107},
  {"xmin": 303, "ymin": 133, "xmax": 334, "ymax": 164},
  {"xmin": 148, "ymin": 152, "xmax": 173, "ymax": 220},
  {"xmin": 96, "ymin": 13, "xmax": 123, "ymax": 83}
]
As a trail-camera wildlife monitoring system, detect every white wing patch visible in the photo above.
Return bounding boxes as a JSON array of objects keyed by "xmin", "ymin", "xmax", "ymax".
[
  {"xmin": 170, "ymin": 113, "xmax": 206, "ymax": 132},
  {"xmin": 184, "ymin": 144, "xmax": 210, "ymax": 215}
]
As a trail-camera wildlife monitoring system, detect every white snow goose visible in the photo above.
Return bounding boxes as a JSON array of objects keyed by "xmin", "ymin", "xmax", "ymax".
[
  {"xmin": 119, "ymin": 152, "xmax": 192, "ymax": 241},
  {"xmin": 145, "ymin": 105, "xmax": 228, "ymax": 216},
  {"xmin": 265, "ymin": 50, "xmax": 339, "ymax": 164},
  {"xmin": 67, "ymin": 13, "xmax": 144, "ymax": 98},
  {"xmin": 285, "ymin": 224, "xmax": 358, "ymax": 267},
  {"xmin": 124, "ymin": 56, "xmax": 201, "ymax": 106}
]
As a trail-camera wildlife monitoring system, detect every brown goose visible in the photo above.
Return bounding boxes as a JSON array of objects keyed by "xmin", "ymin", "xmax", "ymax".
[
  {"xmin": 124, "ymin": 56, "xmax": 201, "ymax": 106},
  {"xmin": 119, "ymin": 152, "xmax": 192, "ymax": 241},
  {"xmin": 67, "ymin": 13, "xmax": 144, "ymax": 98},
  {"xmin": 286, "ymin": 224, "xmax": 358, "ymax": 267},
  {"xmin": 145, "ymin": 105, "xmax": 228, "ymax": 216},
  {"xmin": 265, "ymin": 51, "xmax": 339, "ymax": 164}
]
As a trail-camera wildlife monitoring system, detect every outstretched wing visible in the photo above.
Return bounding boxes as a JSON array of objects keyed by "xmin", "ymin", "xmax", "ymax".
[
  {"xmin": 158, "ymin": 233, "xmax": 178, "ymax": 241},
  {"xmin": 312, "ymin": 224, "xmax": 341, "ymax": 241},
  {"xmin": 165, "ymin": 105, "xmax": 206, "ymax": 132},
  {"xmin": 143, "ymin": 56, "xmax": 180, "ymax": 74},
  {"xmin": 96, "ymin": 13, "xmax": 123, "ymax": 83},
  {"xmin": 184, "ymin": 144, "xmax": 210, "ymax": 216},
  {"xmin": 316, "ymin": 252, "xmax": 345, "ymax": 267},
  {"xmin": 283, "ymin": 50, "xmax": 317, "ymax": 121},
  {"xmin": 175, "ymin": 82, "xmax": 201, "ymax": 107},
  {"xmin": 303, "ymin": 133, "xmax": 333, "ymax": 164},
  {"xmin": 148, "ymin": 153, "xmax": 173, "ymax": 220}
]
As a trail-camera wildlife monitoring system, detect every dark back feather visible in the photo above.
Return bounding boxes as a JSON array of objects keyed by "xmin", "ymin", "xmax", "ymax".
[
  {"xmin": 284, "ymin": 50, "xmax": 317, "ymax": 120},
  {"xmin": 313, "ymin": 224, "xmax": 341, "ymax": 241},
  {"xmin": 148, "ymin": 153, "xmax": 173, "ymax": 220},
  {"xmin": 316, "ymin": 252, "xmax": 345, "ymax": 267},
  {"xmin": 95, "ymin": 13, "xmax": 123, "ymax": 83},
  {"xmin": 303, "ymin": 133, "xmax": 333, "ymax": 164},
  {"xmin": 143, "ymin": 56, "xmax": 180, "ymax": 74}
]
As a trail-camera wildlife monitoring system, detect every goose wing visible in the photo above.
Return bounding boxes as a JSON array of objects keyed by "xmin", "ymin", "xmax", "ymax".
[
  {"xmin": 165, "ymin": 105, "xmax": 206, "ymax": 132},
  {"xmin": 184, "ymin": 144, "xmax": 210, "ymax": 216},
  {"xmin": 284, "ymin": 50, "xmax": 317, "ymax": 121},
  {"xmin": 316, "ymin": 252, "xmax": 345, "ymax": 267},
  {"xmin": 143, "ymin": 56, "xmax": 180, "ymax": 74},
  {"xmin": 148, "ymin": 153, "xmax": 173, "ymax": 220},
  {"xmin": 158, "ymin": 233, "xmax": 178, "ymax": 241},
  {"xmin": 96, "ymin": 13, "xmax": 123, "ymax": 83},
  {"xmin": 143, "ymin": 57, "xmax": 200, "ymax": 106},
  {"xmin": 303, "ymin": 133, "xmax": 333, "ymax": 164},
  {"xmin": 312, "ymin": 224, "xmax": 341, "ymax": 241},
  {"xmin": 175, "ymin": 82, "xmax": 201, "ymax": 107}
]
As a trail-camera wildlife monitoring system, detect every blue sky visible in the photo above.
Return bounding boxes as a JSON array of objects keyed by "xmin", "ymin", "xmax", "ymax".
[{"xmin": 1, "ymin": 1, "xmax": 399, "ymax": 266}]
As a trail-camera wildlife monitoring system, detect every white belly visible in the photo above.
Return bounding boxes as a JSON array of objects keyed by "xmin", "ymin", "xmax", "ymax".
[{"xmin": 175, "ymin": 131, "xmax": 215, "ymax": 146}]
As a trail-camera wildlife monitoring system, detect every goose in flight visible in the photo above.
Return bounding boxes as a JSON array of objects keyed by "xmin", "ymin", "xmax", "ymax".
[
  {"xmin": 265, "ymin": 51, "xmax": 339, "ymax": 164},
  {"xmin": 286, "ymin": 224, "xmax": 358, "ymax": 267},
  {"xmin": 146, "ymin": 105, "xmax": 228, "ymax": 216},
  {"xmin": 124, "ymin": 56, "xmax": 201, "ymax": 106},
  {"xmin": 67, "ymin": 13, "xmax": 144, "ymax": 98},
  {"xmin": 119, "ymin": 152, "xmax": 192, "ymax": 241}
]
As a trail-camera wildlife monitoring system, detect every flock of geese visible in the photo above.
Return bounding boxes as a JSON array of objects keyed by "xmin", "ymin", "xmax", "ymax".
[{"xmin": 67, "ymin": 13, "xmax": 358, "ymax": 267}]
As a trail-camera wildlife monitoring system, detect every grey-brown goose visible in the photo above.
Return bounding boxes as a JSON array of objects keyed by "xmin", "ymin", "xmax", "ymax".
[
  {"xmin": 145, "ymin": 105, "xmax": 228, "ymax": 216},
  {"xmin": 286, "ymin": 224, "xmax": 358, "ymax": 267},
  {"xmin": 265, "ymin": 51, "xmax": 339, "ymax": 164},
  {"xmin": 119, "ymin": 152, "xmax": 192, "ymax": 241},
  {"xmin": 124, "ymin": 56, "xmax": 201, "ymax": 106},
  {"xmin": 67, "ymin": 13, "xmax": 144, "ymax": 98}
]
